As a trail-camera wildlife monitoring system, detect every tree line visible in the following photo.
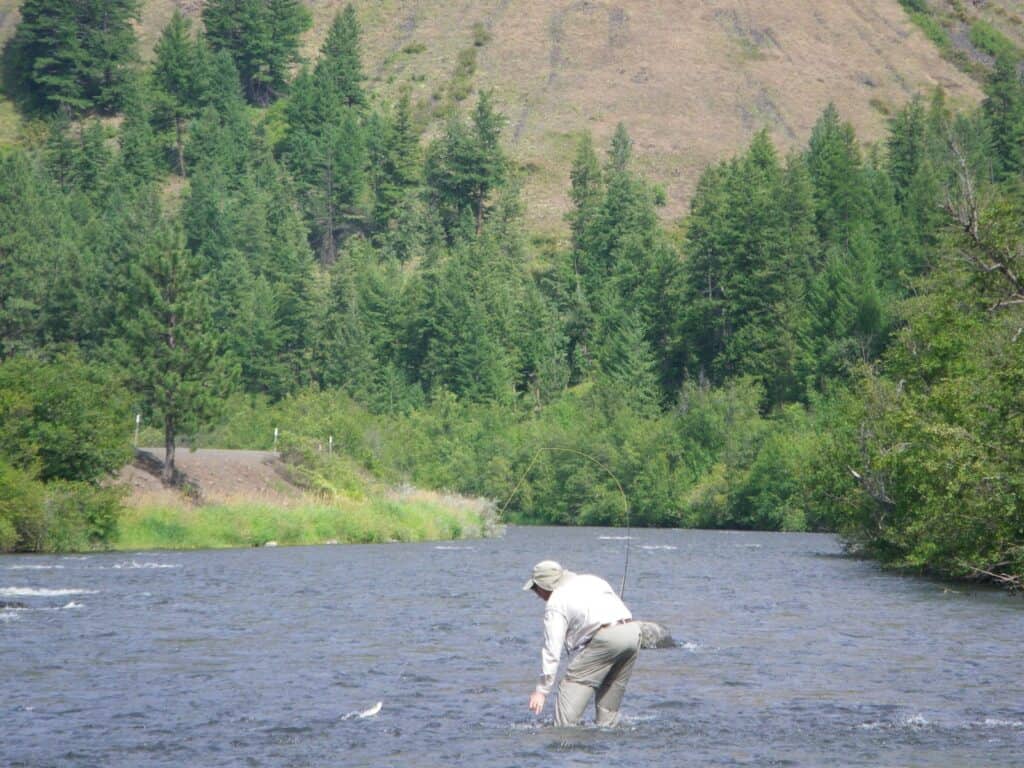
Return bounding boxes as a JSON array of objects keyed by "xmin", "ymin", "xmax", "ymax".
[{"xmin": 0, "ymin": 1, "xmax": 1021, "ymax": 586}]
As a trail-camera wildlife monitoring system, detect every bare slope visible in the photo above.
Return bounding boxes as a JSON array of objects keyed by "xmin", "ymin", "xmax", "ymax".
[{"xmin": 2, "ymin": 1, "xmax": 986, "ymax": 229}]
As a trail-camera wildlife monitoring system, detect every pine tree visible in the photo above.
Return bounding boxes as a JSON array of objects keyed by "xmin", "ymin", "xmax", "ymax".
[
  {"xmin": 120, "ymin": 215, "xmax": 235, "ymax": 482},
  {"xmin": 202, "ymin": 0, "xmax": 311, "ymax": 105},
  {"xmin": 982, "ymin": 53, "xmax": 1024, "ymax": 180},
  {"xmin": 119, "ymin": 75, "xmax": 161, "ymax": 183},
  {"xmin": 8, "ymin": 0, "xmax": 141, "ymax": 114},
  {"xmin": 425, "ymin": 91, "xmax": 508, "ymax": 238},
  {"xmin": 369, "ymin": 90, "xmax": 422, "ymax": 231},
  {"xmin": 887, "ymin": 95, "xmax": 927, "ymax": 202},
  {"xmin": 567, "ymin": 132, "xmax": 602, "ymax": 251},
  {"xmin": 316, "ymin": 5, "xmax": 366, "ymax": 109},
  {"xmin": 152, "ymin": 10, "xmax": 204, "ymax": 176},
  {"xmin": 806, "ymin": 103, "xmax": 870, "ymax": 249}
]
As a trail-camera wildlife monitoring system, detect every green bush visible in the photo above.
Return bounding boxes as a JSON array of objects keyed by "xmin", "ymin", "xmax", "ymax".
[
  {"xmin": 969, "ymin": 20, "xmax": 1019, "ymax": 61},
  {"xmin": 0, "ymin": 354, "xmax": 132, "ymax": 482},
  {"xmin": 0, "ymin": 459, "xmax": 46, "ymax": 552},
  {"xmin": 43, "ymin": 482, "xmax": 124, "ymax": 551}
]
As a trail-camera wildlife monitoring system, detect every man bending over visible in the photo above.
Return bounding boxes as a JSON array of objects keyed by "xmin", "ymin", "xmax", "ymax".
[{"xmin": 524, "ymin": 560, "xmax": 641, "ymax": 726}]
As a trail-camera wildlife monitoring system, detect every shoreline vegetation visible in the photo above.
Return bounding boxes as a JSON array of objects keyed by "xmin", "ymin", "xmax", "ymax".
[
  {"xmin": 116, "ymin": 492, "xmax": 500, "ymax": 551},
  {"xmin": 113, "ymin": 444, "xmax": 502, "ymax": 551}
]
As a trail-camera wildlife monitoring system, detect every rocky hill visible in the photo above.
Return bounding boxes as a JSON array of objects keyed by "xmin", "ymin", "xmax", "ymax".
[{"xmin": 3, "ymin": 1, "xmax": 1015, "ymax": 230}]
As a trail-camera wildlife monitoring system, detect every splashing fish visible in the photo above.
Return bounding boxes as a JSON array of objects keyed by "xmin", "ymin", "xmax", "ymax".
[{"xmin": 343, "ymin": 701, "xmax": 383, "ymax": 720}]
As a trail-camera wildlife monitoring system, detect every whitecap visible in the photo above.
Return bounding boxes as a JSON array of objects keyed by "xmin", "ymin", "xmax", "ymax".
[
  {"xmin": 4, "ymin": 564, "xmax": 64, "ymax": 570},
  {"xmin": 858, "ymin": 714, "xmax": 931, "ymax": 731},
  {"xmin": 979, "ymin": 718, "xmax": 1024, "ymax": 729},
  {"xmin": 0, "ymin": 587, "xmax": 98, "ymax": 597},
  {"xmin": 640, "ymin": 545, "xmax": 677, "ymax": 551},
  {"xmin": 598, "ymin": 536, "xmax": 632, "ymax": 540},
  {"xmin": 434, "ymin": 545, "xmax": 474, "ymax": 551},
  {"xmin": 111, "ymin": 561, "xmax": 181, "ymax": 570},
  {"xmin": 680, "ymin": 641, "xmax": 702, "ymax": 652},
  {"xmin": 59, "ymin": 601, "xmax": 83, "ymax": 610},
  {"xmin": 0, "ymin": 611, "xmax": 20, "ymax": 622}
]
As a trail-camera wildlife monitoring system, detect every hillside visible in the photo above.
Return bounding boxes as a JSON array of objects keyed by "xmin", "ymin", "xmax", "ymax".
[{"xmin": 0, "ymin": 0, "xmax": 995, "ymax": 230}]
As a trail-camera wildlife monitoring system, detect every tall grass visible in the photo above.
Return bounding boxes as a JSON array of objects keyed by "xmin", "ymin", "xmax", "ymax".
[{"xmin": 116, "ymin": 493, "xmax": 493, "ymax": 551}]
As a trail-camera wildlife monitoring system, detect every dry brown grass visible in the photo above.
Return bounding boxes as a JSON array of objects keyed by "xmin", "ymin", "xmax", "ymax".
[{"xmin": 1, "ymin": 1, "xmax": 995, "ymax": 230}]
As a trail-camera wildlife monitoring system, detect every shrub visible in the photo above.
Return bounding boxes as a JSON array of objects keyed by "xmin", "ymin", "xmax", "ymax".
[
  {"xmin": 0, "ymin": 354, "xmax": 132, "ymax": 482},
  {"xmin": 0, "ymin": 459, "xmax": 46, "ymax": 552},
  {"xmin": 43, "ymin": 482, "xmax": 124, "ymax": 551}
]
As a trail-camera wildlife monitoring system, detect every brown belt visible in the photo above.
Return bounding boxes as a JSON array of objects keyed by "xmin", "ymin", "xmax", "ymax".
[{"xmin": 599, "ymin": 618, "xmax": 633, "ymax": 630}]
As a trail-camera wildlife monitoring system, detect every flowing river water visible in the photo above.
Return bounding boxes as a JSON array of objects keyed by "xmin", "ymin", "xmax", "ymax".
[{"xmin": 2, "ymin": 527, "xmax": 1022, "ymax": 767}]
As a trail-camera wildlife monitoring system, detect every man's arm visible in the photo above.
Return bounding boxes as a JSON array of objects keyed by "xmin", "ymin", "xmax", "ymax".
[{"xmin": 529, "ymin": 608, "xmax": 567, "ymax": 714}]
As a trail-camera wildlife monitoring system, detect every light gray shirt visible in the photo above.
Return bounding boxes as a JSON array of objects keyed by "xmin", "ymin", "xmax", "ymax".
[{"xmin": 536, "ymin": 573, "xmax": 631, "ymax": 694}]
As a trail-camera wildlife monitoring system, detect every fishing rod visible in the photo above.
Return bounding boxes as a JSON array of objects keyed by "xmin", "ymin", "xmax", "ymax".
[{"xmin": 497, "ymin": 447, "xmax": 632, "ymax": 599}]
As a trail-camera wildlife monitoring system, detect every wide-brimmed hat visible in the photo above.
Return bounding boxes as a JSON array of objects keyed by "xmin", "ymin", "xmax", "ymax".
[{"xmin": 522, "ymin": 560, "xmax": 569, "ymax": 592}]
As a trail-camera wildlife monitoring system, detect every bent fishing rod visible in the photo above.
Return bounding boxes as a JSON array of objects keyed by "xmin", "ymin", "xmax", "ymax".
[{"xmin": 497, "ymin": 446, "xmax": 632, "ymax": 599}]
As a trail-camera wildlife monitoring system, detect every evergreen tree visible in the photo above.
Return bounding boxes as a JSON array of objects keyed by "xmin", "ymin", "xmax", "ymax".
[
  {"xmin": 119, "ymin": 215, "xmax": 235, "ymax": 482},
  {"xmin": 887, "ymin": 95, "xmax": 927, "ymax": 202},
  {"xmin": 118, "ymin": 75, "xmax": 161, "ymax": 183},
  {"xmin": 369, "ymin": 90, "xmax": 422, "ymax": 231},
  {"xmin": 202, "ymin": 0, "xmax": 312, "ymax": 105},
  {"xmin": 316, "ymin": 5, "xmax": 366, "ymax": 109},
  {"xmin": 152, "ymin": 10, "xmax": 205, "ymax": 176},
  {"xmin": 425, "ymin": 91, "xmax": 508, "ymax": 238},
  {"xmin": 982, "ymin": 53, "xmax": 1024, "ymax": 180},
  {"xmin": 567, "ymin": 132, "xmax": 603, "ymax": 251},
  {"xmin": 0, "ymin": 150, "xmax": 78, "ymax": 357},
  {"xmin": 673, "ymin": 131, "xmax": 813, "ymax": 405},
  {"xmin": 806, "ymin": 103, "xmax": 870, "ymax": 249},
  {"xmin": 7, "ymin": 0, "xmax": 141, "ymax": 114}
]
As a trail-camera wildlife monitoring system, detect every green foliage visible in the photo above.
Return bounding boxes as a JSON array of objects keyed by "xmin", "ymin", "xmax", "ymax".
[
  {"xmin": 0, "ymin": 458, "xmax": 46, "ymax": 551},
  {"xmin": 425, "ymin": 91, "xmax": 507, "ymax": 237},
  {"xmin": 202, "ymin": 0, "xmax": 312, "ymax": 105},
  {"xmin": 983, "ymin": 53, "xmax": 1024, "ymax": 179},
  {"xmin": 969, "ymin": 20, "xmax": 1020, "ymax": 63},
  {"xmin": 118, "ymin": 212, "xmax": 237, "ymax": 479},
  {"xmin": 0, "ymin": 354, "xmax": 132, "ymax": 482},
  {"xmin": 41, "ymin": 481, "xmax": 124, "ymax": 551},
  {"xmin": 5, "ymin": 0, "xmax": 141, "ymax": 114}
]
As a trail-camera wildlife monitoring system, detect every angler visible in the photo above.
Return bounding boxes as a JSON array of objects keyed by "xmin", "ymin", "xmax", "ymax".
[{"xmin": 524, "ymin": 560, "xmax": 641, "ymax": 727}]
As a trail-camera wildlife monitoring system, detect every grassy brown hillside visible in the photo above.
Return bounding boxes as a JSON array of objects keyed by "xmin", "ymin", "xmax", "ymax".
[{"xmin": 0, "ymin": 1, "xmax": 996, "ymax": 231}]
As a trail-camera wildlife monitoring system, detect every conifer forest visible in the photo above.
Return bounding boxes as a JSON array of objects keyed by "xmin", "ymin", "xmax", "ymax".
[{"xmin": 0, "ymin": 1, "xmax": 1022, "ymax": 587}]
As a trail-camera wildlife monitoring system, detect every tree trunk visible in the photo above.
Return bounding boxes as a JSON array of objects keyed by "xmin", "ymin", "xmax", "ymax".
[
  {"xmin": 162, "ymin": 413, "xmax": 176, "ymax": 485},
  {"xmin": 175, "ymin": 117, "xmax": 187, "ymax": 178}
]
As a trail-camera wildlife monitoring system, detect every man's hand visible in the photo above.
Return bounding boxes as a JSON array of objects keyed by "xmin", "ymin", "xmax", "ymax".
[{"xmin": 528, "ymin": 691, "xmax": 546, "ymax": 715}]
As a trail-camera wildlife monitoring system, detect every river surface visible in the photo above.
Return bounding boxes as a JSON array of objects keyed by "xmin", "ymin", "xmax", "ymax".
[{"xmin": 2, "ymin": 527, "xmax": 1022, "ymax": 767}]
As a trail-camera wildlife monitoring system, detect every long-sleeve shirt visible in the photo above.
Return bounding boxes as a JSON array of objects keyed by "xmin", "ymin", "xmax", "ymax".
[{"xmin": 535, "ymin": 573, "xmax": 632, "ymax": 694}]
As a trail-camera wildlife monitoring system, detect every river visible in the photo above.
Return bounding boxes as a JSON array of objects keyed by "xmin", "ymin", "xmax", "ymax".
[{"xmin": 2, "ymin": 527, "xmax": 1022, "ymax": 767}]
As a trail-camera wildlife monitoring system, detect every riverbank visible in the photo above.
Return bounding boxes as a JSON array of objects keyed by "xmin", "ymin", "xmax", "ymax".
[
  {"xmin": 116, "ymin": 491, "xmax": 498, "ymax": 550},
  {"xmin": 112, "ymin": 447, "xmax": 501, "ymax": 551}
]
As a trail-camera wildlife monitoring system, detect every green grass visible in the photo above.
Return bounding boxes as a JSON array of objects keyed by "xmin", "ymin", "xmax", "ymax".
[
  {"xmin": 970, "ymin": 19, "xmax": 1020, "ymax": 61},
  {"xmin": 116, "ymin": 495, "xmax": 486, "ymax": 550}
]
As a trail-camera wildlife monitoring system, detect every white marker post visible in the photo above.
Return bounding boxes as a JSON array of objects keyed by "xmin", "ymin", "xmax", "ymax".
[
  {"xmin": 329, "ymin": 435, "xmax": 333, "ymax": 456},
  {"xmin": 273, "ymin": 427, "xmax": 279, "ymax": 453},
  {"xmin": 134, "ymin": 414, "xmax": 141, "ymax": 447}
]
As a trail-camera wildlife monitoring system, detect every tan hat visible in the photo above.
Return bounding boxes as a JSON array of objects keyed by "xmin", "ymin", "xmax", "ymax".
[{"xmin": 522, "ymin": 560, "xmax": 569, "ymax": 591}]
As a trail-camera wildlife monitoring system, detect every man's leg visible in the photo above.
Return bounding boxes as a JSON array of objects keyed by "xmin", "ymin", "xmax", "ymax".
[
  {"xmin": 554, "ymin": 678, "xmax": 594, "ymax": 726},
  {"xmin": 555, "ymin": 622, "xmax": 640, "ymax": 726},
  {"xmin": 593, "ymin": 623, "xmax": 641, "ymax": 727}
]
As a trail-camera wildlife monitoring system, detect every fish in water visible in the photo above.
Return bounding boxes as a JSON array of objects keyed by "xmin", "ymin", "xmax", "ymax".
[{"xmin": 343, "ymin": 701, "xmax": 383, "ymax": 720}]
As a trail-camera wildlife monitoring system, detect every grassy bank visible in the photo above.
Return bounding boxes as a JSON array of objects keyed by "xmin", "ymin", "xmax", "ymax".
[{"xmin": 116, "ymin": 489, "xmax": 498, "ymax": 550}]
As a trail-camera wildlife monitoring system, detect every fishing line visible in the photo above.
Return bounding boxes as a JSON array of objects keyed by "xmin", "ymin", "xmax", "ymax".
[{"xmin": 497, "ymin": 447, "xmax": 632, "ymax": 599}]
